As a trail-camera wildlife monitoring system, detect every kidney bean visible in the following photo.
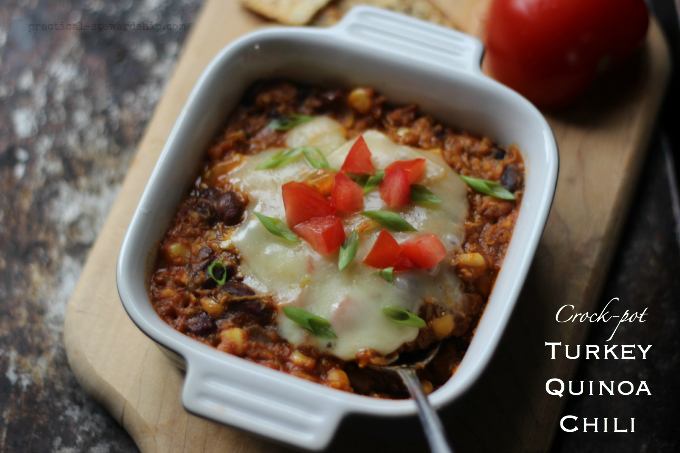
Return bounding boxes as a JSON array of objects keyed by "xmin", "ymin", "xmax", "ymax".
[
  {"xmin": 216, "ymin": 191, "xmax": 244, "ymax": 225},
  {"xmin": 500, "ymin": 164, "xmax": 522, "ymax": 192},
  {"xmin": 222, "ymin": 281, "xmax": 256, "ymax": 297},
  {"xmin": 236, "ymin": 298, "xmax": 270, "ymax": 317},
  {"xmin": 187, "ymin": 311, "xmax": 216, "ymax": 336},
  {"xmin": 191, "ymin": 246, "xmax": 214, "ymax": 273}
]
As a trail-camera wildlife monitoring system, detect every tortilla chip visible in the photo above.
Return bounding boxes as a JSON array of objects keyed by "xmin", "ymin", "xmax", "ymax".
[
  {"xmin": 312, "ymin": 0, "xmax": 453, "ymax": 27},
  {"xmin": 239, "ymin": 0, "xmax": 333, "ymax": 25}
]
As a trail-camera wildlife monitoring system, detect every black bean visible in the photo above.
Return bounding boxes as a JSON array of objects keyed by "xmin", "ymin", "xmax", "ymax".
[
  {"xmin": 194, "ymin": 188, "xmax": 222, "ymax": 220},
  {"xmin": 434, "ymin": 128, "xmax": 448, "ymax": 140},
  {"xmin": 200, "ymin": 276, "xmax": 217, "ymax": 290},
  {"xmin": 296, "ymin": 85, "xmax": 311, "ymax": 104},
  {"xmin": 216, "ymin": 191, "xmax": 244, "ymax": 225},
  {"xmin": 500, "ymin": 164, "xmax": 523, "ymax": 192},
  {"xmin": 194, "ymin": 199, "xmax": 214, "ymax": 220},
  {"xmin": 490, "ymin": 146, "xmax": 507, "ymax": 160},
  {"xmin": 187, "ymin": 311, "xmax": 216, "ymax": 336},
  {"xmin": 268, "ymin": 107, "xmax": 282, "ymax": 119},
  {"xmin": 199, "ymin": 187, "xmax": 222, "ymax": 200}
]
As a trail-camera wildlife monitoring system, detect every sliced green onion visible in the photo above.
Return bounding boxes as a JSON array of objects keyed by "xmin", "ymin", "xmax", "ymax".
[
  {"xmin": 348, "ymin": 170, "xmax": 385, "ymax": 193},
  {"xmin": 410, "ymin": 184, "xmax": 443, "ymax": 203},
  {"xmin": 459, "ymin": 174, "xmax": 516, "ymax": 200},
  {"xmin": 208, "ymin": 260, "xmax": 227, "ymax": 285},
  {"xmin": 338, "ymin": 230, "xmax": 359, "ymax": 270},
  {"xmin": 350, "ymin": 173, "xmax": 370, "ymax": 187},
  {"xmin": 282, "ymin": 306, "xmax": 337, "ymax": 339},
  {"xmin": 253, "ymin": 212, "xmax": 300, "ymax": 243},
  {"xmin": 382, "ymin": 306, "xmax": 426, "ymax": 328},
  {"xmin": 256, "ymin": 147, "xmax": 305, "ymax": 170},
  {"xmin": 303, "ymin": 147, "xmax": 333, "ymax": 170},
  {"xmin": 371, "ymin": 267, "xmax": 395, "ymax": 284},
  {"xmin": 361, "ymin": 211, "xmax": 417, "ymax": 232},
  {"xmin": 267, "ymin": 114, "xmax": 315, "ymax": 131},
  {"xmin": 256, "ymin": 146, "xmax": 335, "ymax": 171},
  {"xmin": 362, "ymin": 170, "xmax": 385, "ymax": 194}
]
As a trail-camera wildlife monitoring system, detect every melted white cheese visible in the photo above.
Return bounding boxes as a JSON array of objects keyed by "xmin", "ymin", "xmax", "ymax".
[
  {"xmin": 285, "ymin": 116, "xmax": 347, "ymax": 153},
  {"xmin": 228, "ymin": 117, "xmax": 469, "ymax": 360}
]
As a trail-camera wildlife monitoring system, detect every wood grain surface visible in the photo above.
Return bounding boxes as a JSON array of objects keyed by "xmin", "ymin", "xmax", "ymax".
[{"xmin": 63, "ymin": 0, "xmax": 671, "ymax": 452}]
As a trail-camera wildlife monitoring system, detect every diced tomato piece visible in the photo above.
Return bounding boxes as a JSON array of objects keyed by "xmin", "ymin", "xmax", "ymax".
[
  {"xmin": 293, "ymin": 215, "xmax": 346, "ymax": 255},
  {"xmin": 393, "ymin": 254, "xmax": 416, "ymax": 272},
  {"xmin": 363, "ymin": 229, "xmax": 414, "ymax": 271},
  {"xmin": 401, "ymin": 234, "xmax": 447, "ymax": 269},
  {"xmin": 282, "ymin": 181, "xmax": 334, "ymax": 227},
  {"xmin": 331, "ymin": 173, "xmax": 364, "ymax": 213},
  {"xmin": 379, "ymin": 167, "xmax": 411, "ymax": 207},
  {"xmin": 341, "ymin": 136, "xmax": 375, "ymax": 174},
  {"xmin": 385, "ymin": 158, "xmax": 426, "ymax": 184}
]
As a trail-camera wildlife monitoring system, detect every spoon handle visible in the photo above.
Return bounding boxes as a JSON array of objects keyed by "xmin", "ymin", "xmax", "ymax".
[{"xmin": 396, "ymin": 368, "xmax": 454, "ymax": 453}]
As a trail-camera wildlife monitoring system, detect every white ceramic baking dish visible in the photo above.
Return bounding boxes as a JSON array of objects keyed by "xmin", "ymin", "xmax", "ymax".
[{"xmin": 117, "ymin": 6, "xmax": 558, "ymax": 451}]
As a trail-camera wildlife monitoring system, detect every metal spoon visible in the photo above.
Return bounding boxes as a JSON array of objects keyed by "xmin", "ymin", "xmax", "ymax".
[{"xmin": 369, "ymin": 343, "xmax": 454, "ymax": 453}]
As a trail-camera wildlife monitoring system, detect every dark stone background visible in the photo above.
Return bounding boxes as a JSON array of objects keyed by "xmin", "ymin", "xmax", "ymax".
[
  {"xmin": 0, "ymin": 1, "xmax": 201, "ymax": 451},
  {"xmin": 0, "ymin": 0, "xmax": 678, "ymax": 452}
]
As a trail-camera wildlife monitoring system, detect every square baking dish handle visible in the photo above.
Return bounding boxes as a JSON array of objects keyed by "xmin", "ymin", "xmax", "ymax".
[
  {"xmin": 330, "ymin": 6, "xmax": 485, "ymax": 76},
  {"xmin": 181, "ymin": 350, "xmax": 346, "ymax": 450}
]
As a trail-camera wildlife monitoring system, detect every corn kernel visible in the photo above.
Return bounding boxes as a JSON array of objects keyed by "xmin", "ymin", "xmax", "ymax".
[
  {"xmin": 456, "ymin": 252, "xmax": 486, "ymax": 267},
  {"xmin": 166, "ymin": 242, "xmax": 190, "ymax": 265},
  {"xmin": 432, "ymin": 314, "xmax": 454, "ymax": 339},
  {"xmin": 220, "ymin": 328, "xmax": 248, "ymax": 356},
  {"xmin": 421, "ymin": 380, "xmax": 434, "ymax": 395},
  {"xmin": 290, "ymin": 351, "xmax": 316, "ymax": 371},
  {"xmin": 348, "ymin": 88, "xmax": 373, "ymax": 114},
  {"xmin": 325, "ymin": 368, "xmax": 351, "ymax": 390},
  {"xmin": 200, "ymin": 297, "xmax": 223, "ymax": 319}
]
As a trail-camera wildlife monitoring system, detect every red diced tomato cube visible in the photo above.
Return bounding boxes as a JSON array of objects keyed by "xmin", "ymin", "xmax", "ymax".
[
  {"xmin": 331, "ymin": 172, "xmax": 364, "ymax": 213},
  {"xmin": 282, "ymin": 181, "xmax": 334, "ymax": 227},
  {"xmin": 363, "ymin": 229, "xmax": 414, "ymax": 271},
  {"xmin": 385, "ymin": 158, "xmax": 426, "ymax": 184},
  {"xmin": 401, "ymin": 234, "xmax": 447, "ymax": 269},
  {"xmin": 341, "ymin": 136, "xmax": 375, "ymax": 174},
  {"xmin": 379, "ymin": 167, "xmax": 411, "ymax": 207},
  {"xmin": 293, "ymin": 215, "xmax": 346, "ymax": 255}
]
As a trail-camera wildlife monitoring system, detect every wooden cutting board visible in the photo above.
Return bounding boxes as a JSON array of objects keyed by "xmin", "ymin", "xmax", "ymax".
[{"xmin": 64, "ymin": 0, "xmax": 671, "ymax": 451}]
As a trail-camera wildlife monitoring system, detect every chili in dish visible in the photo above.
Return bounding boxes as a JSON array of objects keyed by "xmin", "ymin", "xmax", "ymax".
[{"xmin": 149, "ymin": 81, "xmax": 524, "ymax": 398}]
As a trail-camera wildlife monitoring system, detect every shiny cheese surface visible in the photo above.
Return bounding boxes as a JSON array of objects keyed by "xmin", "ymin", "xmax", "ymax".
[{"xmin": 228, "ymin": 117, "xmax": 469, "ymax": 360}]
